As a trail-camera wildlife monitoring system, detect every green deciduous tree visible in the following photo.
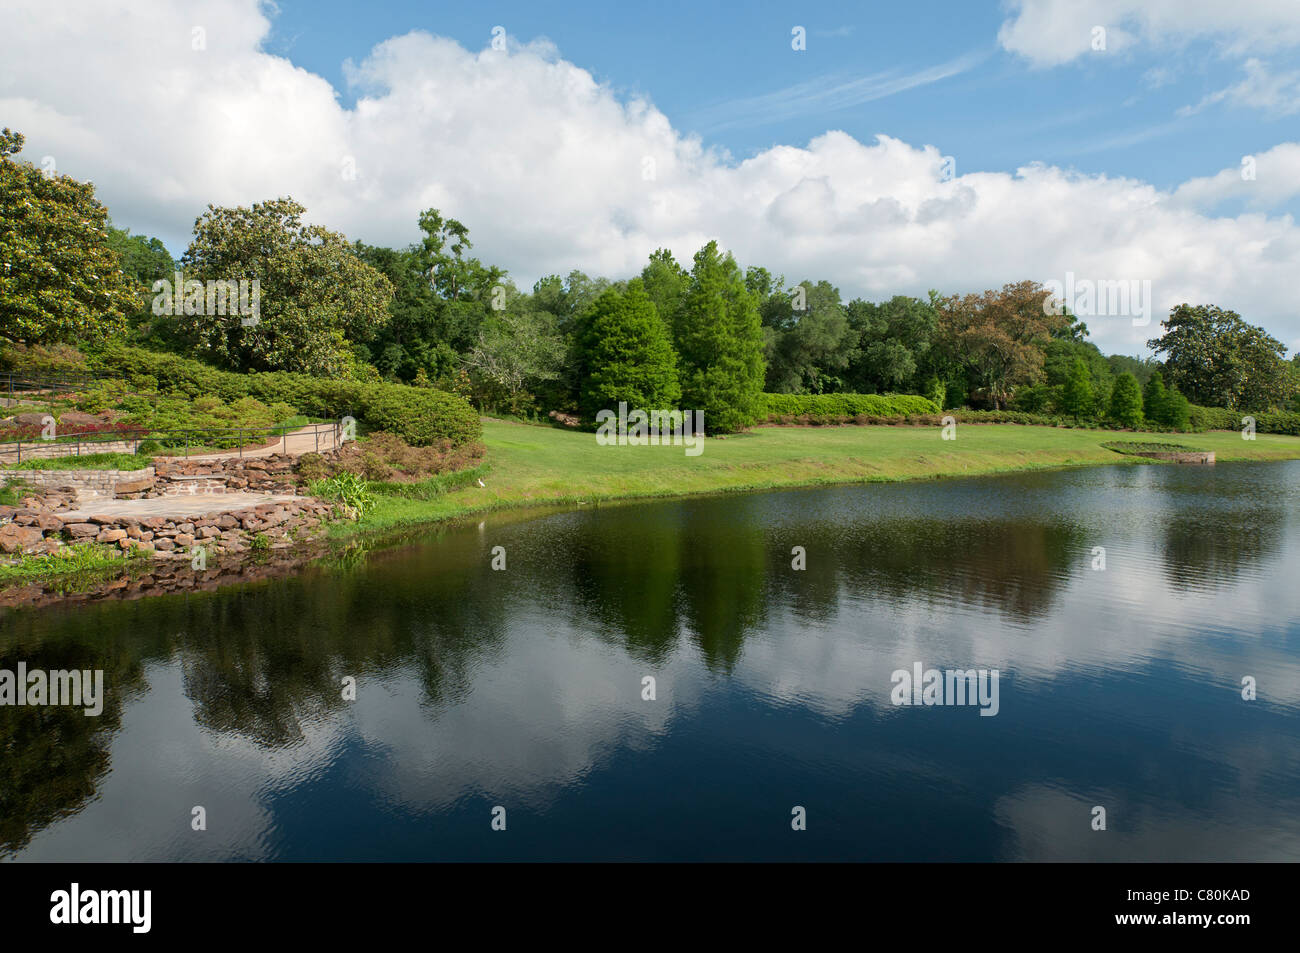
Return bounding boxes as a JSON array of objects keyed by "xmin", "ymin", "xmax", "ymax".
[
  {"xmin": 461, "ymin": 292, "xmax": 566, "ymax": 415},
  {"xmin": 938, "ymin": 281, "xmax": 1069, "ymax": 410},
  {"xmin": 755, "ymin": 277, "xmax": 854, "ymax": 393},
  {"xmin": 673, "ymin": 241, "xmax": 766, "ymax": 433},
  {"xmin": 180, "ymin": 197, "xmax": 393, "ymax": 376},
  {"xmin": 846, "ymin": 294, "xmax": 942, "ymax": 394},
  {"xmin": 0, "ymin": 128, "xmax": 140, "ymax": 346},
  {"xmin": 577, "ymin": 279, "xmax": 680, "ymax": 423}
]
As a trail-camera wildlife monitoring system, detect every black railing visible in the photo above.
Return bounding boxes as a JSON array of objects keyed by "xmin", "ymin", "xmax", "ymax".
[
  {"xmin": 0, "ymin": 370, "xmax": 100, "ymax": 401},
  {"xmin": 0, "ymin": 421, "xmax": 345, "ymax": 464}
]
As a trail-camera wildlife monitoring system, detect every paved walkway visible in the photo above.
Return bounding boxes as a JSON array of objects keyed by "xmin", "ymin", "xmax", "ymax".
[
  {"xmin": 157, "ymin": 423, "xmax": 342, "ymax": 461},
  {"xmin": 0, "ymin": 423, "xmax": 342, "ymax": 465},
  {"xmin": 59, "ymin": 493, "xmax": 303, "ymax": 521}
]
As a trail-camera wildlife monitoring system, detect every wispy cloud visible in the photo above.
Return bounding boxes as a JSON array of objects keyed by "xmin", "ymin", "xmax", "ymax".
[
  {"xmin": 1053, "ymin": 119, "xmax": 1185, "ymax": 156},
  {"xmin": 1178, "ymin": 59, "xmax": 1300, "ymax": 117},
  {"xmin": 686, "ymin": 50, "xmax": 988, "ymax": 133}
]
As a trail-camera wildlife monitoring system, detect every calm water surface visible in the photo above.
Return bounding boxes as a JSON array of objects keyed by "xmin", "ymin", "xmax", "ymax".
[{"xmin": 3, "ymin": 462, "xmax": 1299, "ymax": 861}]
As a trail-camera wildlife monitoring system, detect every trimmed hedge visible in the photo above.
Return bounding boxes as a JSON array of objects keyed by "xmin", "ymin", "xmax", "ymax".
[
  {"xmin": 761, "ymin": 393, "xmax": 941, "ymax": 421},
  {"xmin": 88, "ymin": 346, "xmax": 481, "ymax": 447},
  {"xmin": 1188, "ymin": 405, "xmax": 1300, "ymax": 435}
]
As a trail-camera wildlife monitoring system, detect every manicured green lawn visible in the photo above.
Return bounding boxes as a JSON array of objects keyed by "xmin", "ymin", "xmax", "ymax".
[
  {"xmin": 353, "ymin": 420, "xmax": 1300, "ymax": 533},
  {"xmin": 2, "ymin": 451, "xmax": 152, "ymax": 471}
]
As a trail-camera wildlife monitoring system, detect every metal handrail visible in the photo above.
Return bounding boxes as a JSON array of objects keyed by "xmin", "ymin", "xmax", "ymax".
[
  {"xmin": 0, "ymin": 370, "xmax": 99, "ymax": 395},
  {"xmin": 0, "ymin": 420, "xmax": 345, "ymax": 463}
]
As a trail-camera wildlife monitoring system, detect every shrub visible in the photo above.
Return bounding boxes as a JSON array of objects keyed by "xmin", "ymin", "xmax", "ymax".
[
  {"xmin": 89, "ymin": 345, "xmax": 481, "ymax": 447},
  {"xmin": 760, "ymin": 393, "xmax": 941, "ymax": 423},
  {"xmin": 0, "ymin": 342, "xmax": 89, "ymax": 377},
  {"xmin": 1189, "ymin": 405, "xmax": 1300, "ymax": 435},
  {"xmin": 315, "ymin": 432, "xmax": 485, "ymax": 483},
  {"xmin": 295, "ymin": 452, "xmax": 331, "ymax": 484},
  {"xmin": 1102, "ymin": 440, "xmax": 1204, "ymax": 455},
  {"xmin": 314, "ymin": 472, "xmax": 375, "ymax": 516}
]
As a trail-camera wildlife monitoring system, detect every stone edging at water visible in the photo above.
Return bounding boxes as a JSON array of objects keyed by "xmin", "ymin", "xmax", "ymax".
[
  {"xmin": 1125, "ymin": 450, "xmax": 1216, "ymax": 464},
  {"xmin": 0, "ymin": 497, "xmax": 344, "ymax": 559}
]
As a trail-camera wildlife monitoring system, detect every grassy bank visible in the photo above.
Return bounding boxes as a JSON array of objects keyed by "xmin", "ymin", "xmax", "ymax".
[
  {"xmin": 342, "ymin": 420, "xmax": 1300, "ymax": 534},
  {"xmin": 0, "ymin": 542, "xmax": 149, "ymax": 588}
]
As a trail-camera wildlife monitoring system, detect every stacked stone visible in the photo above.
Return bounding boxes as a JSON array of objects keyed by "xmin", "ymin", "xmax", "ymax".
[
  {"xmin": 149, "ymin": 454, "xmax": 307, "ymax": 496},
  {"xmin": 0, "ymin": 498, "xmax": 339, "ymax": 556}
]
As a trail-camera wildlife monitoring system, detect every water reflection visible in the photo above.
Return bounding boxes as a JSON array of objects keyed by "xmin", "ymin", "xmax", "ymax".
[{"xmin": 2, "ymin": 461, "xmax": 1298, "ymax": 860}]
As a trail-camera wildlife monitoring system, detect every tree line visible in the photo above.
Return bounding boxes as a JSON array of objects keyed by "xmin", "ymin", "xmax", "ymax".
[{"xmin": 3, "ymin": 126, "xmax": 1297, "ymax": 433}]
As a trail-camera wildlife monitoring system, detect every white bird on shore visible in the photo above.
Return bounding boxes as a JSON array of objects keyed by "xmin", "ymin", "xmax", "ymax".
[{"xmin": 477, "ymin": 478, "xmax": 485, "ymax": 488}]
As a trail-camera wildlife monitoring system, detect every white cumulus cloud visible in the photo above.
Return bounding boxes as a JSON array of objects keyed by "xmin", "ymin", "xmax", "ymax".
[
  {"xmin": 998, "ymin": 0, "xmax": 1300, "ymax": 68},
  {"xmin": 1, "ymin": 0, "xmax": 1298, "ymax": 356}
]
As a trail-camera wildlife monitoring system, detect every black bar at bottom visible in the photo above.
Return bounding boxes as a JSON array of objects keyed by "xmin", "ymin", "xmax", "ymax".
[{"xmin": 0, "ymin": 861, "xmax": 1281, "ymax": 940}]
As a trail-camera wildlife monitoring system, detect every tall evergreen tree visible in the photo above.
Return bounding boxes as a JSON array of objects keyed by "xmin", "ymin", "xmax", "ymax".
[
  {"xmin": 674, "ymin": 241, "xmax": 766, "ymax": 433},
  {"xmin": 1108, "ymin": 372, "xmax": 1144, "ymax": 428},
  {"xmin": 1061, "ymin": 357, "xmax": 1094, "ymax": 421},
  {"xmin": 640, "ymin": 248, "xmax": 689, "ymax": 332},
  {"xmin": 1143, "ymin": 371, "xmax": 1168, "ymax": 425},
  {"xmin": 578, "ymin": 279, "xmax": 680, "ymax": 423}
]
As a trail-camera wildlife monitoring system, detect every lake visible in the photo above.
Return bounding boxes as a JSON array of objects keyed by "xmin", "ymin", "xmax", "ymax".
[{"xmin": 3, "ymin": 461, "xmax": 1299, "ymax": 861}]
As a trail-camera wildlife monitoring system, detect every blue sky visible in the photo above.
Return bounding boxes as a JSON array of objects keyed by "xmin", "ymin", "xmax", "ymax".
[
  {"xmin": 4, "ymin": 0, "xmax": 1299, "ymax": 356},
  {"xmin": 264, "ymin": 0, "xmax": 1298, "ymax": 214}
]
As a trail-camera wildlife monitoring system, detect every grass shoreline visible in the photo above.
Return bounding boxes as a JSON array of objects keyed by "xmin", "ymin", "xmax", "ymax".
[
  {"xmin": 6, "ymin": 420, "xmax": 1300, "ymax": 592},
  {"xmin": 333, "ymin": 419, "xmax": 1300, "ymax": 538}
]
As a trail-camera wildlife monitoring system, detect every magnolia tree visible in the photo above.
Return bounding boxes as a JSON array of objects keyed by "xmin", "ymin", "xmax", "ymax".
[
  {"xmin": 179, "ymin": 197, "xmax": 393, "ymax": 376},
  {"xmin": 0, "ymin": 128, "xmax": 139, "ymax": 346},
  {"xmin": 1149, "ymin": 304, "xmax": 1295, "ymax": 412}
]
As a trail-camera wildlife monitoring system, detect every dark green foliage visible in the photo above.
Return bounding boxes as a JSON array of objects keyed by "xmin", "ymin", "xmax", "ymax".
[
  {"xmin": 673, "ymin": 242, "xmax": 766, "ymax": 432},
  {"xmin": 761, "ymin": 393, "xmax": 941, "ymax": 421},
  {"xmin": 88, "ymin": 345, "xmax": 481, "ymax": 447},
  {"xmin": 845, "ymin": 295, "xmax": 942, "ymax": 395},
  {"xmin": 1, "ymin": 128, "xmax": 141, "ymax": 346},
  {"xmin": 1149, "ymin": 304, "xmax": 1295, "ymax": 411},
  {"xmin": 1061, "ymin": 358, "xmax": 1094, "ymax": 421},
  {"xmin": 577, "ymin": 280, "xmax": 680, "ymax": 423},
  {"xmin": 756, "ymin": 278, "xmax": 855, "ymax": 394},
  {"xmin": 1140, "ymin": 370, "xmax": 1190, "ymax": 429},
  {"xmin": 1108, "ymin": 372, "xmax": 1144, "ymax": 428}
]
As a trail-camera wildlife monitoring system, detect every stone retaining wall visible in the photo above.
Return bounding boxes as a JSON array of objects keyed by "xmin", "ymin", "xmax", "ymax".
[
  {"xmin": 0, "ymin": 467, "xmax": 153, "ymax": 501},
  {"xmin": 0, "ymin": 498, "xmax": 342, "ymax": 557},
  {"xmin": 0, "ymin": 439, "xmax": 139, "ymax": 464},
  {"xmin": 0, "ymin": 450, "xmax": 328, "ymax": 503}
]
